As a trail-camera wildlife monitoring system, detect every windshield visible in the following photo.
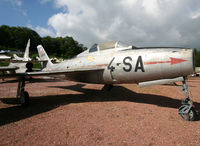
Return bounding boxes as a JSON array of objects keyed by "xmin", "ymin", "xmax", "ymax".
[
  {"xmin": 89, "ymin": 44, "xmax": 98, "ymax": 53},
  {"xmin": 89, "ymin": 41, "xmax": 130, "ymax": 53}
]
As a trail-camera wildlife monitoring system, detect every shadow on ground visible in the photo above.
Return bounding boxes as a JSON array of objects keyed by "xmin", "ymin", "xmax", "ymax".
[
  {"xmin": 0, "ymin": 84, "xmax": 200, "ymax": 126},
  {"xmin": 0, "ymin": 77, "xmax": 64, "ymax": 84}
]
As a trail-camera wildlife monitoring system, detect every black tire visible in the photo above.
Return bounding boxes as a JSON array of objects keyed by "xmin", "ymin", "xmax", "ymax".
[
  {"xmin": 188, "ymin": 107, "xmax": 197, "ymax": 121},
  {"xmin": 180, "ymin": 107, "xmax": 197, "ymax": 121},
  {"xmin": 20, "ymin": 91, "xmax": 29, "ymax": 107}
]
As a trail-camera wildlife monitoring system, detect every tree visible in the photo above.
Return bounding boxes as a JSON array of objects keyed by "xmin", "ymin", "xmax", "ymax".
[
  {"xmin": 194, "ymin": 48, "xmax": 200, "ymax": 67},
  {"xmin": 0, "ymin": 25, "xmax": 42, "ymax": 53},
  {"xmin": 41, "ymin": 36, "xmax": 86, "ymax": 59},
  {"xmin": 0, "ymin": 25, "xmax": 86, "ymax": 59}
]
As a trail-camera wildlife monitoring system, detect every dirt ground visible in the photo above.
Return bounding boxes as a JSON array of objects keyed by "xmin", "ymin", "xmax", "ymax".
[{"xmin": 0, "ymin": 77, "xmax": 200, "ymax": 145}]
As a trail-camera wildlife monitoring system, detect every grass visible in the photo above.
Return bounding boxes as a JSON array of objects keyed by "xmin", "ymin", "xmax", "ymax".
[
  {"xmin": 0, "ymin": 62, "xmax": 9, "ymax": 66},
  {"xmin": 33, "ymin": 62, "xmax": 42, "ymax": 70},
  {"xmin": 0, "ymin": 61, "xmax": 42, "ymax": 70}
]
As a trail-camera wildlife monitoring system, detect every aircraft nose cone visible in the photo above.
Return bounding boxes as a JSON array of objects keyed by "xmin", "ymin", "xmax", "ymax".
[{"xmin": 180, "ymin": 48, "xmax": 195, "ymax": 75}]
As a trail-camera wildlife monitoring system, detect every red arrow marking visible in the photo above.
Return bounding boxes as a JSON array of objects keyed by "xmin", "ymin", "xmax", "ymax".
[{"xmin": 144, "ymin": 57, "xmax": 187, "ymax": 65}]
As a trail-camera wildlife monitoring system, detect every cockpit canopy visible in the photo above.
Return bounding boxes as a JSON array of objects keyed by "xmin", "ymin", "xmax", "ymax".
[
  {"xmin": 77, "ymin": 41, "xmax": 132, "ymax": 57},
  {"xmin": 89, "ymin": 41, "xmax": 129, "ymax": 53}
]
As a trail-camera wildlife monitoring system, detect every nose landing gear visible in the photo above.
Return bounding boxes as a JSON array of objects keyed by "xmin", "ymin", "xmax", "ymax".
[
  {"xmin": 179, "ymin": 102, "xmax": 197, "ymax": 121},
  {"xmin": 17, "ymin": 76, "xmax": 29, "ymax": 107},
  {"xmin": 178, "ymin": 77, "xmax": 198, "ymax": 121}
]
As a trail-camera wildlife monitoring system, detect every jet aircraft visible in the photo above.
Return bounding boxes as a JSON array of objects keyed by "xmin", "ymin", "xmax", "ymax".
[
  {"xmin": 0, "ymin": 41, "xmax": 197, "ymax": 121},
  {"xmin": 12, "ymin": 39, "xmax": 31, "ymax": 62},
  {"xmin": 0, "ymin": 39, "xmax": 32, "ymax": 73},
  {"xmin": 0, "ymin": 55, "xmax": 11, "ymax": 61},
  {"xmin": 0, "ymin": 50, "xmax": 10, "ymax": 54}
]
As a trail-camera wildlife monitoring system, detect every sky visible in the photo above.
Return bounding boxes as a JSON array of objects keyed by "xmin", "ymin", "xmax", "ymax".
[{"xmin": 1, "ymin": 0, "xmax": 200, "ymax": 49}]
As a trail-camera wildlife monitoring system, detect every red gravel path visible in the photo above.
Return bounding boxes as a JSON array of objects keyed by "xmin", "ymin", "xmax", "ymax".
[{"xmin": 0, "ymin": 77, "xmax": 200, "ymax": 145}]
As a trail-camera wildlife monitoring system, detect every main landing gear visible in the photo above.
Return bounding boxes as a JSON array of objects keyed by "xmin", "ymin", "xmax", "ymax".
[
  {"xmin": 16, "ymin": 76, "xmax": 29, "ymax": 107},
  {"xmin": 177, "ymin": 77, "xmax": 197, "ymax": 121}
]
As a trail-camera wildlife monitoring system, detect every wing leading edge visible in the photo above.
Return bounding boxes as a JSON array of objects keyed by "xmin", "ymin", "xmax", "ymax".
[{"xmin": 0, "ymin": 67, "xmax": 105, "ymax": 79}]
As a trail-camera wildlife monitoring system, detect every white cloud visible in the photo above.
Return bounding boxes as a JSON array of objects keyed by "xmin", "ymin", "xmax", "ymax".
[
  {"xmin": 191, "ymin": 11, "xmax": 200, "ymax": 19},
  {"xmin": 4, "ymin": 0, "xmax": 28, "ymax": 17},
  {"xmin": 17, "ymin": 9, "xmax": 27, "ymax": 16},
  {"xmin": 14, "ymin": 0, "xmax": 22, "ymax": 6},
  {"xmin": 6, "ymin": 0, "xmax": 22, "ymax": 6},
  {"xmin": 142, "ymin": 0, "xmax": 160, "ymax": 17},
  {"xmin": 27, "ymin": 24, "xmax": 55, "ymax": 37},
  {"xmin": 35, "ymin": 26, "xmax": 55, "ymax": 37},
  {"xmin": 40, "ymin": 0, "xmax": 52, "ymax": 4},
  {"xmin": 41, "ymin": 0, "xmax": 200, "ymax": 48}
]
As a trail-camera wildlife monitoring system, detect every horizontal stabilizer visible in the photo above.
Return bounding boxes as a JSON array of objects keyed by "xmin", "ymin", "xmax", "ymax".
[
  {"xmin": 139, "ymin": 77, "xmax": 184, "ymax": 87},
  {"xmin": 13, "ymin": 54, "xmax": 23, "ymax": 60}
]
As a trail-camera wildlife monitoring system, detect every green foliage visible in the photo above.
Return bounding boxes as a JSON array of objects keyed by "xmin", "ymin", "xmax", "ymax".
[
  {"xmin": 0, "ymin": 25, "xmax": 42, "ymax": 52},
  {"xmin": 33, "ymin": 62, "xmax": 42, "ymax": 70},
  {"xmin": 41, "ymin": 36, "xmax": 87, "ymax": 59},
  {"xmin": 0, "ymin": 61, "xmax": 9, "ymax": 66},
  {"xmin": 194, "ymin": 48, "xmax": 200, "ymax": 67},
  {"xmin": 0, "ymin": 25, "xmax": 87, "ymax": 59}
]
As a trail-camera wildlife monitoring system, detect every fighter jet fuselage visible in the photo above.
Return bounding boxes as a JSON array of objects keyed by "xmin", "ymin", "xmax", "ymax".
[{"xmin": 38, "ymin": 43, "xmax": 194, "ymax": 85}]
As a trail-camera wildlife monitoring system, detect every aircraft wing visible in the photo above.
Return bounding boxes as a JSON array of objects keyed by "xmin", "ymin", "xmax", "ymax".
[
  {"xmin": 0, "ymin": 67, "xmax": 104, "ymax": 79},
  {"xmin": 27, "ymin": 67, "xmax": 104, "ymax": 76},
  {"xmin": 10, "ymin": 59, "xmax": 48, "ymax": 63}
]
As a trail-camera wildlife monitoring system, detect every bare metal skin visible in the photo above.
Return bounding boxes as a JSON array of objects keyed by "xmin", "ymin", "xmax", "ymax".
[
  {"xmin": 0, "ymin": 41, "xmax": 197, "ymax": 121},
  {"xmin": 37, "ymin": 42, "xmax": 194, "ymax": 85}
]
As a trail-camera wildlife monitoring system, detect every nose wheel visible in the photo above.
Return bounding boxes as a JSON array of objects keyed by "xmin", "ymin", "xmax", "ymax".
[
  {"xmin": 179, "ymin": 102, "xmax": 197, "ymax": 121},
  {"xmin": 177, "ymin": 77, "xmax": 198, "ymax": 121},
  {"xmin": 20, "ymin": 91, "xmax": 29, "ymax": 107},
  {"xmin": 17, "ymin": 76, "xmax": 29, "ymax": 107}
]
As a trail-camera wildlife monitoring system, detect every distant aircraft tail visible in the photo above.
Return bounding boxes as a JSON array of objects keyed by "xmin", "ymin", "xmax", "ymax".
[
  {"xmin": 37, "ymin": 45, "xmax": 53, "ymax": 70},
  {"xmin": 23, "ymin": 39, "xmax": 30, "ymax": 60},
  {"xmin": 12, "ymin": 39, "xmax": 30, "ymax": 61}
]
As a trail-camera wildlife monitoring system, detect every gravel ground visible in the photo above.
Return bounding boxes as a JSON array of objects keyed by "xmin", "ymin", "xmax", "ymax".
[{"xmin": 0, "ymin": 77, "xmax": 200, "ymax": 145}]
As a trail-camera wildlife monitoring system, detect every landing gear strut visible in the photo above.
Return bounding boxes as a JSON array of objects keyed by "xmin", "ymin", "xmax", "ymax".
[
  {"xmin": 16, "ymin": 76, "xmax": 29, "ymax": 106},
  {"xmin": 178, "ymin": 77, "xmax": 197, "ymax": 121}
]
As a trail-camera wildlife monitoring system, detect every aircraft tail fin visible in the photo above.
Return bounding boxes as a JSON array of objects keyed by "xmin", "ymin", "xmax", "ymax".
[
  {"xmin": 23, "ymin": 39, "xmax": 30, "ymax": 60},
  {"xmin": 37, "ymin": 45, "xmax": 53, "ymax": 70}
]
